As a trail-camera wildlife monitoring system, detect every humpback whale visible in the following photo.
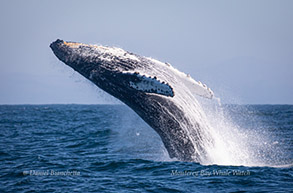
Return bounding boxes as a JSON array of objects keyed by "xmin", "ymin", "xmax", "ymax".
[{"xmin": 50, "ymin": 39, "xmax": 214, "ymax": 162}]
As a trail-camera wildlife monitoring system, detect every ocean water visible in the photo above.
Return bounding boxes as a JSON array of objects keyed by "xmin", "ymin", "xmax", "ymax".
[{"xmin": 0, "ymin": 104, "xmax": 292, "ymax": 192}]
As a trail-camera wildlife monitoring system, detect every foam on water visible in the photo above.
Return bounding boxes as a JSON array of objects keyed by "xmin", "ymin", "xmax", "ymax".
[{"xmin": 201, "ymin": 103, "xmax": 258, "ymax": 166}]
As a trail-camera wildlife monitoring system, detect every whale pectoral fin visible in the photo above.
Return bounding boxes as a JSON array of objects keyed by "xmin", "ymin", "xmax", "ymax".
[
  {"xmin": 190, "ymin": 81, "xmax": 214, "ymax": 99},
  {"xmin": 130, "ymin": 79, "xmax": 174, "ymax": 97},
  {"xmin": 181, "ymin": 75, "xmax": 214, "ymax": 99},
  {"xmin": 123, "ymin": 72, "xmax": 174, "ymax": 97}
]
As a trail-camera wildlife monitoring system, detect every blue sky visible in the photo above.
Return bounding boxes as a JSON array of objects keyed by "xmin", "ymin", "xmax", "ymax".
[{"xmin": 0, "ymin": 0, "xmax": 292, "ymax": 104}]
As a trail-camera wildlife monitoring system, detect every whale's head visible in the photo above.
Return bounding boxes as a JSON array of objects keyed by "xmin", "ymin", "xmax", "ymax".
[
  {"xmin": 50, "ymin": 39, "xmax": 176, "ymax": 106},
  {"xmin": 50, "ymin": 39, "xmax": 213, "ymax": 105}
]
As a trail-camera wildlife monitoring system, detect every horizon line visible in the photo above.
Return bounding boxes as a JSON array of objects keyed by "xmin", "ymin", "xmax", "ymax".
[{"xmin": 0, "ymin": 103, "xmax": 292, "ymax": 106}]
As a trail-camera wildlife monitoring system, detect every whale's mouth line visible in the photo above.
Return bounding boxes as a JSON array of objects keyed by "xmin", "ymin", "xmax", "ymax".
[
  {"xmin": 63, "ymin": 40, "xmax": 109, "ymax": 50},
  {"xmin": 63, "ymin": 41, "xmax": 86, "ymax": 48}
]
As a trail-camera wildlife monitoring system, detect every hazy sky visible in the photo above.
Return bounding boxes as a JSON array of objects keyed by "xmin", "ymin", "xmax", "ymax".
[{"xmin": 0, "ymin": 0, "xmax": 292, "ymax": 104}]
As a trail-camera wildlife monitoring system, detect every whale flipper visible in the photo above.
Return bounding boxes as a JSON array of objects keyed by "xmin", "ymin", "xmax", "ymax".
[
  {"xmin": 183, "ymin": 77, "xmax": 214, "ymax": 99},
  {"xmin": 123, "ymin": 72, "xmax": 174, "ymax": 97}
]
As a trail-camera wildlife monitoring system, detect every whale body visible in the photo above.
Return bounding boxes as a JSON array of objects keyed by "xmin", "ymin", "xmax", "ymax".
[{"xmin": 50, "ymin": 39, "xmax": 214, "ymax": 162}]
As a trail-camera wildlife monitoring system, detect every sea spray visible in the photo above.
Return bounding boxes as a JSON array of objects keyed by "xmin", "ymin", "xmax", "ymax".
[{"xmin": 199, "ymin": 100, "xmax": 290, "ymax": 166}]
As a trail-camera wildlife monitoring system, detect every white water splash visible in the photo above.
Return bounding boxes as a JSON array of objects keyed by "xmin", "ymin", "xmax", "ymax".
[
  {"xmin": 201, "ymin": 104, "xmax": 256, "ymax": 166},
  {"xmin": 202, "ymin": 102, "xmax": 290, "ymax": 167}
]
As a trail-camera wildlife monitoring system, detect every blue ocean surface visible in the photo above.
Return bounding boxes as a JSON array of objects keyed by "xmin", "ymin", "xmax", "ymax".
[{"xmin": 0, "ymin": 104, "xmax": 292, "ymax": 192}]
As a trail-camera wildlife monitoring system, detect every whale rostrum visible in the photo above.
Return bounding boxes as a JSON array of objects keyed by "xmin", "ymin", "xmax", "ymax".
[{"xmin": 50, "ymin": 39, "xmax": 214, "ymax": 162}]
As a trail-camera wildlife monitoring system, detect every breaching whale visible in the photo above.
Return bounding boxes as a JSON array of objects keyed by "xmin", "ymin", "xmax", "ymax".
[{"xmin": 50, "ymin": 39, "xmax": 214, "ymax": 162}]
